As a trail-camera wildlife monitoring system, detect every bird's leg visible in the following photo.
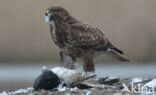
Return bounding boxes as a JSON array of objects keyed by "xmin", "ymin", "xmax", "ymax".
[
  {"xmin": 84, "ymin": 71, "xmax": 87, "ymax": 78},
  {"xmin": 59, "ymin": 51, "xmax": 64, "ymax": 64},
  {"xmin": 69, "ymin": 59, "xmax": 74, "ymax": 69}
]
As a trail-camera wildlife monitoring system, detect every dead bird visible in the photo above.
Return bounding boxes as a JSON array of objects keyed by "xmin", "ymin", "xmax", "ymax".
[{"xmin": 33, "ymin": 69, "xmax": 60, "ymax": 91}]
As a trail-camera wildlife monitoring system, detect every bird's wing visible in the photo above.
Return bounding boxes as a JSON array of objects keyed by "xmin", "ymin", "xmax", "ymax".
[
  {"xmin": 67, "ymin": 23, "xmax": 129, "ymax": 62},
  {"xmin": 68, "ymin": 23, "xmax": 109, "ymax": 49}
]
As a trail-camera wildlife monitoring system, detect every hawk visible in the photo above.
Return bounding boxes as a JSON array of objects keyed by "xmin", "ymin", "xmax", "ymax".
[{"xmin": 44, "ymin": 6, "xmax": 129, "ymax": 77}]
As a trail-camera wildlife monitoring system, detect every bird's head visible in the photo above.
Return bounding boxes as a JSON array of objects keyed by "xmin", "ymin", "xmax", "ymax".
[{"xmin": 44, "ymin": 6, "xmax": 70, "ymax": 22}]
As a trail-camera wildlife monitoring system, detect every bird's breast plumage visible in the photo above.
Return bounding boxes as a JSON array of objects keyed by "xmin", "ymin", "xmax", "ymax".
[
  {"xmin": 50, "ymin": 21, "xmax": 57, "ymax": 44},
  {"xmin": 50, "ymin": 21, "xmax": 67, "ymax": 48}
]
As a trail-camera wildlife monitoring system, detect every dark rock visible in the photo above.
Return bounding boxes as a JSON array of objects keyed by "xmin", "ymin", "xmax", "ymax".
[{"xmin": 33, "ymin": 70, "xmax": 60, "ymax": 91}]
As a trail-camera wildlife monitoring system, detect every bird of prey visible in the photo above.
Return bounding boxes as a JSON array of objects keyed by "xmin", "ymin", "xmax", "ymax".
[{"xmin": 44, "ymin": 6, "xmax": 129, "ymax": 77}]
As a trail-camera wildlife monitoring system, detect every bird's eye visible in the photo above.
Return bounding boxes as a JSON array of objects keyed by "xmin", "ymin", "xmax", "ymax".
[{"xmin": 46, "ymin": 10, "xmax": 50, "ymax": 14}]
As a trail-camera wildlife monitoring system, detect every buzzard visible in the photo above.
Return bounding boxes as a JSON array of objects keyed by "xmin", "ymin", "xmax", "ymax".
[{"xmin": 44, "ymin": 6, "xmax": 129, "ymax": 77}]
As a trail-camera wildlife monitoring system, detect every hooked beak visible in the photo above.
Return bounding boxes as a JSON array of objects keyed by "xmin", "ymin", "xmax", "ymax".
[
  {"xmin": 44, "ymin": 10, "xmax": 52, "ymax": 22},
  {"xmin": 44, "ymin": 13, "xmax": 50, "ymax": 22}
]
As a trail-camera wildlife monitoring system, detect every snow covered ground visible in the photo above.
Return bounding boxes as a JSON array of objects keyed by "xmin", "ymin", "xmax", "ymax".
[
  {"xmin": 0, "ymin": 63, "xmax": 156, "ymax": 92},
  {"xmin": 1, "ymin": 77, "xmax": 156, "ymax": 95}
]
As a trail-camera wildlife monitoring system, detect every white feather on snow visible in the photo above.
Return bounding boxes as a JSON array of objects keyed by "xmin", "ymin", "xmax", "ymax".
[
  {"xmin": 52, "ymin": 67, "xmax": 82, "ymax": 82},
  {"xmin": 144, "ymin": 79, "xmax": 156, "ymax": 87}
]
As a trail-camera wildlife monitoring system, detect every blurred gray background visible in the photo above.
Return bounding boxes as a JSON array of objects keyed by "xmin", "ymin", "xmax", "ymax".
[
  {"xmin": 0, "ymin": 0, "xmax": 156, "ymax": 62},
  {"xmin": 0, "ymin": 0, "xmax": 156, "ymax": 92}
]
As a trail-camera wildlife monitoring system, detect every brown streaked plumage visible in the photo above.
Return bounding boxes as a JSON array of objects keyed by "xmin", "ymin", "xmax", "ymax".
[{"xmin": 44, "ymin": 6, "xmax": 129, "ymax": 75}]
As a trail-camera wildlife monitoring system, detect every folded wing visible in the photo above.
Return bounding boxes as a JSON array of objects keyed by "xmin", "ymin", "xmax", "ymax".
[{"xmin": 68, "ymin": 23, "xmax": 109, "ymax": 50}]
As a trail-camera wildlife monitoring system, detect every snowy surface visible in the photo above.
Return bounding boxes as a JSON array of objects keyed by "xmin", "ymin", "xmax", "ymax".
[
  {"xmin": 0, "ymin": 91, "xmax": 8, "ymax": 95},
  {"xmin": 131, "ymin": 78, "xmax": 143, "ymax": 83},
  {"xmin": 57, "ymin": 84, "xmax": 67, "ymax": 92},
  {"xmin": 0, "ymin": 64, "xmax": 156, "ymax": 95},
  {"xmin": 1, "ymin": 77, "xmax": 156, "ymax": 95},
  {"xmin": 131, "ymin": 78, "xmax": 156, "ymax": 87},
  {"xmin": 58, "ymin": 87, "xmax": 66, "ymax": 92},
  {"xmin": 86, "ymin": 90, "xmax": 91, "ymax": 95},
  {"xmin": 0, "ymin": 87, "xmax": 33, "ymax": 95},
  {"xmin": 52, "ymin": 67, "xmax": 83, "ymax": 82},
  {"xmin": 145, "ymin": 79, "xmax": 156, "ymax": 87}
]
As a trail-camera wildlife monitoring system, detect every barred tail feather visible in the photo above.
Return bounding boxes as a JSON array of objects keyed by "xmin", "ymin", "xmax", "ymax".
[
  {"xmin": 110, "ymin": 46, "xmax": 124, "ymax": 54},
  {"xmin": 107, "ymin": 49, "xmax": 130, "ymax": 62}
]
